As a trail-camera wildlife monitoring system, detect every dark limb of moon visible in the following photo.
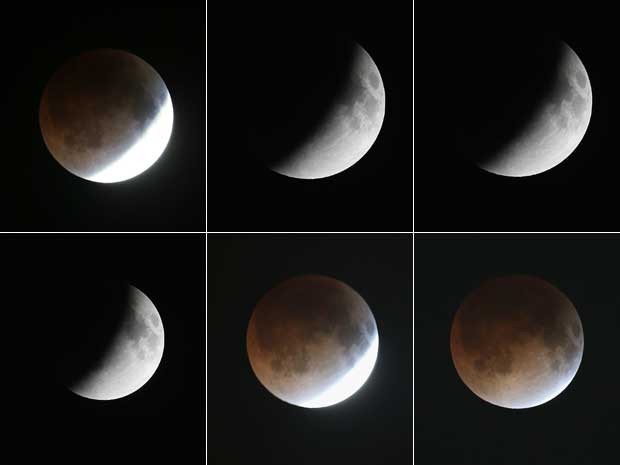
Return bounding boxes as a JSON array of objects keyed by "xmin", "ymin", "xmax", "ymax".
[
  {"xmin": 247, "ymin": 275, "xmax": 378, "ymax": 408},
  {"xmin": 450, "ymin": 275, "xmax": 583, "ymax": 408},
  {"xmin": 39, "ymin": 49, "xmax": 173, "ymax": 183}
]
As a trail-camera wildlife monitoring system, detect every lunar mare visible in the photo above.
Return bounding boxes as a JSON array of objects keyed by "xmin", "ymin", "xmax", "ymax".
[
  {"xmin": 450, "ymin": 275, "xmax": 583, "ymax": 409},
  {"xmin": 69, "ymin": 285, "xmax": 164, "ymax": 401},
  {"xmin": 271, "ymin": 43, "xmax": 385, "ymax": 179},
  {"xmin": 246, "ymin": 275, "xmax": 378, "ymax": 408},
  {"xmin": 478, "ymin": 42, "xmax": 592, "ymax": 177},
  {"xmin": 39, "ymin": 49, "xmax": 173, "ymax": 183}
]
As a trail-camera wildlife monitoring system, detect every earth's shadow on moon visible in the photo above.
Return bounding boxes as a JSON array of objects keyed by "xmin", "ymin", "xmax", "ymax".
[
  {"xmin": 456, "ymin": 277, "xmax": 581, "ymax": 374},
  {"xmin": 39, "ymin": 49, "xmax": 171, "ymax": 182},
  {"xmin": 247, "ymin": 275, "xmax": 378, "ymax": 408},
  {"xmin": 245, "ymin": 30, "xmax": 360, "ymax": 172},
  {"xmin": 51, "ymin": 280, "xmax": 137, "ymax": 392},
  {"xmin": 450, "ymin": 275, "xmax": 584, "ymax": 409},
  {"xmin": 251, "ymin": 276, "xmax": 374, "ymax": 377},
  {"xmin": 450, "ymin": 33, "xmax": 571, "ymax": 169}
]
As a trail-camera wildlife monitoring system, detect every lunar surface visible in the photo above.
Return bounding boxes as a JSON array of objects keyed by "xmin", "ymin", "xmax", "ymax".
[
  {"xmin": 247, "ymin": 275, "xmax": 378, "ymax": 408},
  {"xmin": 270, "ymin": 43, "xmax": 385, "ymax": 179},
  {"xmin": 450, "ymin": 275, "xmax": 583, "ymax": 409},
  {"xmin": 67, "ymin": 285, "xmax": 165, "ymax": 401},
  {"xmin": 39, "ymin": 49, "xmax": 173, "ymax": 183},
  {"xmin": 478, "ymin": 42, "xmax": 592, "ymax": 177}
]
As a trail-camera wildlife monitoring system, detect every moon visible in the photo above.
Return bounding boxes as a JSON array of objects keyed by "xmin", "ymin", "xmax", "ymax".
[
  {"xmin": 246, "ymin": 275, "xmax": 378, "ymax": 408},
  {"xmin": 39, "ymin": 49, "xmax": 173, "ymax": 183},
  {"xmin": 476, "ymin": 42, "xmax": 592, "ymax": 177},
  {"xmin": 65, "ymin": 285, "xmax": 165, "ymax": 401},
  {"xmin": 267, "ymin": 42, "xmax": 385, "ymax": 179},
  {"xmin": 450, "ymin": 275, "xmax": 584, "ymax": 409}
]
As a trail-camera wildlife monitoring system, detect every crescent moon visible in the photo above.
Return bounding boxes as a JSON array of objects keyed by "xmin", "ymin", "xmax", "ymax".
[
  {"xmin": 477, "ymin": 42, "xmax": 592, "ymax": 177},
  {"xmin": 269, "ymin": 43, "xmax": 385, "ymax": 179},
  {"xmin": 67, "ymin": 285, "xmax": 165, "ymax": 401},
  {"xmin": 39, "ymin": 49, "xmax": 173, "ymax": 183}
]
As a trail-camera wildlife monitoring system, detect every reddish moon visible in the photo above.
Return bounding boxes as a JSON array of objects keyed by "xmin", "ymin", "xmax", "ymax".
[
  {"xmin": 39, "ymin": 49, "xmax": 173, "ymax": 183},
  {"xmin": 450, "ymin": 275, "xmax": 583, "ymax": 409},
  {"xmin": 247, "ymin": 275, "xmax": 378, "ymax": 408}
]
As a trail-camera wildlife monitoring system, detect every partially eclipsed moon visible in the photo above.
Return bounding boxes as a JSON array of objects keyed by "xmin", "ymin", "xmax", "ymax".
[
  {"xmin": 68, "ymin": 285, "xmax": 165, "ymax": 401},
  {"xmin": 270, "ymin": 43, "xmax": 385, "ymax": 179},
  {"xmin": 478, "ymin": 42, "xmax": 592, "ymax": 177},
  {"xmin": 247, "ymin": 275, "xmax": 378, "ymax": 408},
  {"xmin": 450, "ymin": 275, "xmax": 583, "ymax": 409},
  {"xmin": 39, "ymin": 49, "xmax": 173, "ymax": 183}
]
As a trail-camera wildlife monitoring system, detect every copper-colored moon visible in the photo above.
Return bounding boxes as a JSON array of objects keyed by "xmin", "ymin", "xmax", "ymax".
[
  {"xmin": 247, "ymin": 275, "xmax": 378, "ymax": 408},
  {"xmin": 450, "ymin": 275, "xmax": 583, "ymax": 409},
  {"xmin": 39, "ymin": 49, "xmax": 173, "ymax": 183}
]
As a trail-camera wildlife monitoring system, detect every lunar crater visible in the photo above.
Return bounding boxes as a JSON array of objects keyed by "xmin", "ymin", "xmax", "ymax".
[
  {"xmin": 368, "ymin": 71, "xmax": 380, "ymax": 89},
  {"xmin": 576, "ymin": 70, "xmax": 587, "ymax": 88}
]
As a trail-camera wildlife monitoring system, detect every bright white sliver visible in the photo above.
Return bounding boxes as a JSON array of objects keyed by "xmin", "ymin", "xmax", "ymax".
[
  {"xmin": 87, "ymin": 94, "xmax": 174, "ymax": 183},
  {"xmin": 300, "ymin": 334, "xmax": 379, "ymax": 408}
]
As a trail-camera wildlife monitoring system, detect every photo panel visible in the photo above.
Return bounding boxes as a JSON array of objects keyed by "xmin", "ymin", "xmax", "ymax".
[
  {"xmin": 207, "ymin": 233, "xmax": 413, "ymax": 463},
  {"xmin": 1, "ymin": 5, "xmax": 205, "ymax": 231},
  {"xmin": 207, "ymin": 1, "xmax": 412, "ymax": 231},
  {"xmin": 415, "ymin": 3, "xmax": 613, "ymax": 231},
  {"xmin": 415, "ymin": 233, "xmax": 620, "ymax": 464},
  {"xmin": 1, "ymin": 234, "xmax": 205, "ymax": 463}
]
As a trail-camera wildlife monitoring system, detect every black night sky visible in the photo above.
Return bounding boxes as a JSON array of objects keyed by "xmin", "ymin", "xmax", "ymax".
[
  {"xmin": 208, "ymin": 234, "xmax": 412, "ymax": 464},
  {"xmin": 416, "ymin": 234, "xmax": 620, "ymax": 465},
  {"xmin": 416, "ymin": 3, "xmax": 614, "ymax": 231},
  {"xmin": 2, "ymin": 234, "xmax": 205, "ymax": 463},
  {"xmin": 208, "ymin": 3, "xmax": 412, "ymax": 232},
  {"xmin": 1, "ymin": 5, "xmax": 204, "ymax": 231}
]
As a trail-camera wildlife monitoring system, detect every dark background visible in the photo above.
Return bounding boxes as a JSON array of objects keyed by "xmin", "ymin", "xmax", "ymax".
[
  {"xmin": 1, "ymin": 5, "xmax": 204, "ymax": 231},
  {"xmin": 2, "ymin": 234, "xmax": 205, "ymax": 462},
  {"xmin": 208, "ymin": 3, "xmax": 412, "ymax": 232},
  {"xmin": 416, "ymin": 3, "xmax": 614, "ymax": 231},
  {"xmin": 208, "ymin": 234, "xmax": 412, "ymax": 464},
  {"xmin": 416, "ymin": 234, "xmax": 620, "ymax": 464}
]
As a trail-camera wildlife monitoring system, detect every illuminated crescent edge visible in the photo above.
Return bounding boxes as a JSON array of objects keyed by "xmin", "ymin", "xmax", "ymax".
[
  {"xmin": 86, "ymin": 93, "xmax": 174, "ymax": 183},
  {"xmin": 298, "ymin": 334, "xmax": 379, "ymax": 408}
]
